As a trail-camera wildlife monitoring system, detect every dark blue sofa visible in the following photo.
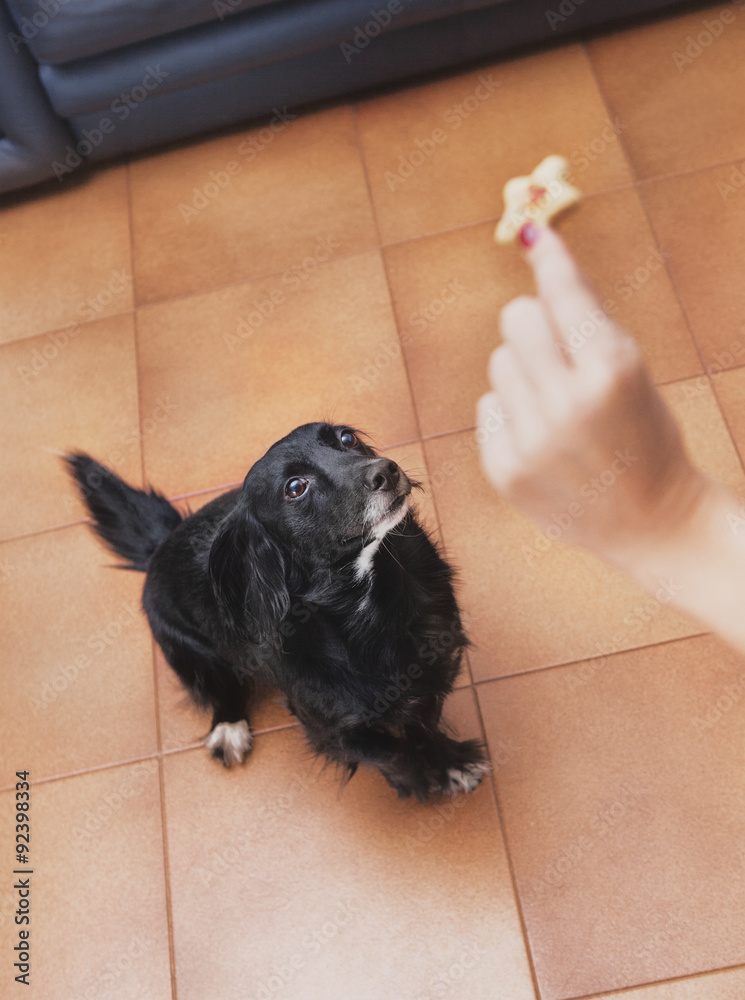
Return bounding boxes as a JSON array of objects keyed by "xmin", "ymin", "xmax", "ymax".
[{"xmin": 0, "ymin": 0, "xmax": 700, "ymax": 194}]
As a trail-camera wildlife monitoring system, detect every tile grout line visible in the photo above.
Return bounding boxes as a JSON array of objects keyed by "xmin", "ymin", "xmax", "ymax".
[
  {"xmin": 2, "ymin": 156, "xmax": 745, "ymax": 355},
  {"xmin": 127, "ymin": 158, "xmax": 179, "ymax": 1000},
  {"xmin": 707, "ymin": 375, "xmax": 745, "ymax": 484},
  {"xmin": 470, "ymin": 629, "xmax": 710, "ymax": 689},
  {"xmin": 580, "ymin": 37, "xmax": 642, "ymax": 193},
  {"xmin": 627, "ymin": 172, "xmax": 745, "ymax": 485},
  {"xmin": 348, "ymin": 99, "xmax": 453, "ymax": 537},
  {"xmin": 582, "ymin": 29, "xmax": 745, "ymax": 190},
  {"xmin": 0, "ymin": 337, "xmax": 727, "ymax": 550},
  {"xmin": 469, "ymin": 683, "xmax": 544, "ymax": 1000},
  {"xmin": 156, "ymin": 742, "xmax": 179, "ymax": 1000},
  {"xmin": 0, "ymin": 353, "xmax": 724, "ymax": 549},
  {"xmin": 0, "ymin": 722, "xmax": 301, "ymax": 793},
  {"xmin": 0, "ymin": 305, "xmax": 137, "ymax": 351},
  {"xmin": 561, "ymin": 957, "xmax": 745, "ymax": 1000},
  {"xmin": 351, "ymin": 103, "xmax": 426, "ymax": 448},
  {"xmin": 581, "ymin": 33, "xmax": 717, "ymax": 395},
  {"xmin": 634, "ymin": 152, "xmax": 745, "ymax": 190},
  {"xmin": 2, "ymin": 159, "xmax": 743, "ymax": 353}
]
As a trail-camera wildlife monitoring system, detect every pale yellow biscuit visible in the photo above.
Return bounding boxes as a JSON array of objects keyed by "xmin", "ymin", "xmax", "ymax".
[{"xmin": 495, "ymin": 154, "xmax": 581, "ymax": 244}]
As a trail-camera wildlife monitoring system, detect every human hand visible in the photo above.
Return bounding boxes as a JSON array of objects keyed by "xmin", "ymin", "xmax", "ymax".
[{"xmin": 477, "ymin": 224, "xmax": 710, "ymax": 570}]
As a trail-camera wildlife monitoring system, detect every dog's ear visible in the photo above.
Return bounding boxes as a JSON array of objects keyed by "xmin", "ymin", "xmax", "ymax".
[{"xmin": 208, "ymin": 504, "xmax": 290, "ymax": 644}]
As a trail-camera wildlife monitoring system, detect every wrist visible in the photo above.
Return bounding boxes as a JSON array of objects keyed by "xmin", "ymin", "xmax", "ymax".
[{"xmin": 610, "ymin": 475, "xmax": 745, "ymax": 651}]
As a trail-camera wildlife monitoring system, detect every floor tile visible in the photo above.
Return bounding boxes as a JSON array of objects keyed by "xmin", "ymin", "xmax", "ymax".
[
  {"xmin": 384, "ymin": 221, "xmax": 528, "ymax": 439},
  {"xmin": 356, "ymin": 45, "xmax": 633, "ymax": 244},
  {"xmin": 659, "ymin": 376, "xmax": 745, "ymax": 494},
  {"xmin": 712, "ymin": 366, "xmax": 745, "ymax": 469},
  {"xmin": 0, "ymin": 166, "xmax": 132, "ymax": 345},
  {"xmin": 163, "ymin": 688, "xmax": 534, "ymax": 1000},
  {"xmin": 0, "ymin": 313, "xmax": 141, "ymax": 541},
  {"xmin": 137, "ymin": 251, "xmax": 417, "ymax": 497},
  {"xmin": 0, "ymin": 764, "xmax": 171, "ymax": 999},
  {"xmin": 384, "ymin": 192, "xmax": 698, "ymax": 438},
  {"xmin": 424, "ymin": 375, "xmax": 744, "ymax": 680},
  {"xmin": 0, "ymin": 527, "xmax": 157, "ymax": 781},
  {"xmin": 588, "ymin": 7, "xmax": 745, "ymax": 179},
  {"xmin": 130, "ymin": 106, "xmax": 378, "ymax": 305},
  {"xmin": 582, "ymin": 967, "xmax": 745, "ymax": 1000},
  {"xmin": 641, "ymin": 165, "xmax": 745, "ymax": 369},
  {"xmin": 477, "ymin": 634, "xmax": 745, "ymax": 998}
]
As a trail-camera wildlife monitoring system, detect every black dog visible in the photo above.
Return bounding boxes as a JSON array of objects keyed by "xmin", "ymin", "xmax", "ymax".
[{"xmin": 67, "ymin": 423, "xmax": 488, "ymax": 801}]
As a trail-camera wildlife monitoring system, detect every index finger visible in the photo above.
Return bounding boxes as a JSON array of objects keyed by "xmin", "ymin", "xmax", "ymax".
[{"xmin": 523, "ymin": 225, "xmax": 617, "ymax": 359}]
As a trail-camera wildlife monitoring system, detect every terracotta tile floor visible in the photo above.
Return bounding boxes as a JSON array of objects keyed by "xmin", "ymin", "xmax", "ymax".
[{"xmin": 3, "ymin": 5, "xmax": 745, "ymax": 999}]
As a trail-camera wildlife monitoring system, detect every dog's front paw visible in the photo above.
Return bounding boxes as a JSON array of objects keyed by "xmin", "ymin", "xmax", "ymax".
[
  {"xmin": 205, "ymin": 720, "xmax": 253, "ymax": 767},
  {"xmin": 433, "ymin": 739, "xmax": 491, "ymax": 798},
  {"xmin": 444, "ymin": 759, "xmax": 491, "ymax": 796}
]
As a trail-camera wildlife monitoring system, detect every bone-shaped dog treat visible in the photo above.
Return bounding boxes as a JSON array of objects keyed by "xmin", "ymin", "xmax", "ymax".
[{"xmin": 494, "ymin": 154, "xmax": 581, "ymax": 244}]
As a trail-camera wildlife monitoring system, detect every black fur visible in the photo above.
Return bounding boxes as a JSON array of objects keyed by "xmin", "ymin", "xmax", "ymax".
[{"xmin": 67, "ymin": 423, "xmax": 488, "ymax": 801}]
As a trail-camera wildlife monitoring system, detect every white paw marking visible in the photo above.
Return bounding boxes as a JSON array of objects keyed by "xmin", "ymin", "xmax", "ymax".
[
  {"xmin": 445, "ymin": 761, "xmax": 491, "ymax": 795},
  {"xmin": 205, "ymin": 720, "xmax": 253, "ymax": 767}
]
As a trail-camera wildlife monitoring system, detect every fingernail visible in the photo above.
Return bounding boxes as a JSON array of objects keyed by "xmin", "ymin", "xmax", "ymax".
[{"xmin": 519, "ymin": 222, "xmax": 540, "ymax": 248}]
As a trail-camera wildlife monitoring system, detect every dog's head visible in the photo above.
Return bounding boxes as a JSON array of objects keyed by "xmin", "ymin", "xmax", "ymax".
[{"xmin": 208, "ymin": 423, "xmax": 412, "ymax": 641}]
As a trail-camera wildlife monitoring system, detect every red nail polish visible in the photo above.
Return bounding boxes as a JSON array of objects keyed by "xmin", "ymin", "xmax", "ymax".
[{"xmin": 519, "ymin": 222, "xmax": 539, "ymax": 248}]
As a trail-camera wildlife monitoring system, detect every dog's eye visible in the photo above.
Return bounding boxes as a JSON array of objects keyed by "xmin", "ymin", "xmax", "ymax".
[
  {"xmin": 340, "ymin": 429, "xmax": 358, "ymax": 448},
  {"xmin": 285, "ymin": 478, "xmax": 309, "ymax": 499}
]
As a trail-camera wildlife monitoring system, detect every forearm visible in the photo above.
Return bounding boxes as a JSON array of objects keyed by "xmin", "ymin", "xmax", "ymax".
[{"xmin": 614, "ymin": 478, "xmax": 745, "ymax": 655}]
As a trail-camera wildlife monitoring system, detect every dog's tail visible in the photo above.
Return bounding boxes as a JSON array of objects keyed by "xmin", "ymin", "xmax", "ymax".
[{"xmin": 66, "ymin": 453, "xmax": 183, "ymax": 571}]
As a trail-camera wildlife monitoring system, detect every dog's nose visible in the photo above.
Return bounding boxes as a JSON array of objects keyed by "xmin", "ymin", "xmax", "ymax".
[{"xmin": 363, "ymin": 458, "xmax": 400, "ymax": 493}]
